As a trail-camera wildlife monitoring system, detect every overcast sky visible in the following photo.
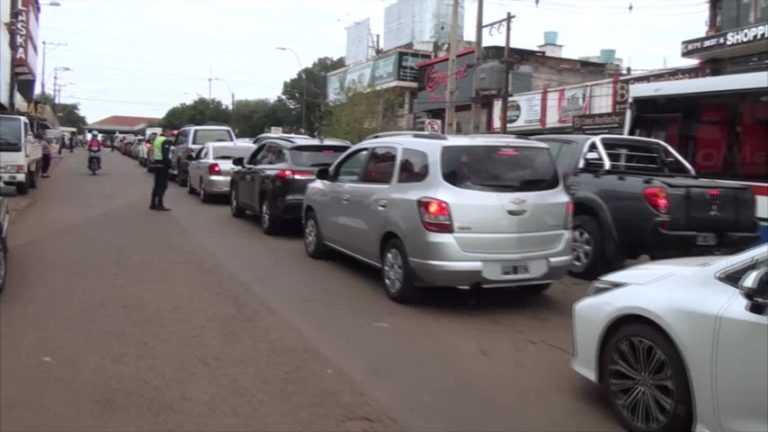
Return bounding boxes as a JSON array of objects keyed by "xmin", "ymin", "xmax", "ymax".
[{"xmin": 37, "ymin": 0, "xmax": 709, "ymax": 123}]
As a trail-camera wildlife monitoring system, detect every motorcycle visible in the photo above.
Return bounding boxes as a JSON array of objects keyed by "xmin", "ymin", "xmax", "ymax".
[{"xmin": 88, "ymin": 149, "xmax": 102, "ymax": 175}]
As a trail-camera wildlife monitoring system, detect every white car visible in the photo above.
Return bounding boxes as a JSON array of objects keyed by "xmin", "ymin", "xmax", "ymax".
[
  {"xmin": 572, "ymin": 245, "xmax": 767, "ymax": 432},
  {"xmin": 186, "ymin": 142, "xmax": 255, "ymax": 203}
]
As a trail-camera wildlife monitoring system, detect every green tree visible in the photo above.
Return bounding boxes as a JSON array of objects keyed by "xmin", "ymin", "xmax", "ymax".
[
  {"xmin": 161, "ymin": 97, "xmax": 231, "ymax": 129},
  {"xmin": 281, "ymin": 56, "xmax": 345, "ymax": 136},
  {"xmin": 56, "ymin": 103, "xmax": 88, "ymax": 131},
  {"xmin": 322, "ymin": 89, "xmax": 404, "ymax": 143}
]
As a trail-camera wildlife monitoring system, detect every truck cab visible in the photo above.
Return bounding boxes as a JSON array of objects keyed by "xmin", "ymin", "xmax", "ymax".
[{"xmin": 0, "ymin": 115, "xmax": 42, "ymax": 195}]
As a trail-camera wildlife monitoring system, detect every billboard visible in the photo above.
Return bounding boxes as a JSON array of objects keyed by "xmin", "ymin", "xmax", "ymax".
[
  {"xmin": 415, "ymin": 50, "xmax": 474, "ymax": 112},
  {"xmin": 327, "ymin": 69, "xmax": 347, "ymax": 104},
  {"xmin": 346, "ymin": 19, "xmax": 371, "ymax": 66}
]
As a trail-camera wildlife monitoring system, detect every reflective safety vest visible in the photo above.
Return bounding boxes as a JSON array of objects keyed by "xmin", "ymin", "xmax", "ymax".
[{"xmin": 152, "ymin": 135, "xmax": 167, "ymax": 161}]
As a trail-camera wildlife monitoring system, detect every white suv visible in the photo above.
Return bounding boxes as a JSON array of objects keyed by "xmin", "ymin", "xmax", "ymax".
[
  {"xmin": 302, "ymin": 133, "xmax": 573, "ymax": 303},
  {"xmin": 169, "ymin": 125, "xmax": 235, "ymax": 186}
]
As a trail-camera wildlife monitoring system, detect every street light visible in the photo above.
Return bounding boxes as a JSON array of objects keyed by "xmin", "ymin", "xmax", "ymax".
[
  {"xmin": 210, "ymin": 77, "xmax": 236, "ymax": 128},
  {"xmin": 52, "ymin": 67, "xmax": 71, "ymax": 106},
  {"xmin": 276, "ymin": 47, "xmax": 307, "ymax": 133}
]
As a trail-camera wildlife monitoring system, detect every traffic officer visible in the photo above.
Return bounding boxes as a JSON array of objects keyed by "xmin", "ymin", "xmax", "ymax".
[{"xmin": 150, "ymin": 129, "xmax": 173, "ymax": 211}]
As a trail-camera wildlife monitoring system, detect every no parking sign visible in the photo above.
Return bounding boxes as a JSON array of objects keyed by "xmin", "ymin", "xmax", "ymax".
[{"xmin": 424, "ymin": 119, "xmax": 442, "ymax": 134}]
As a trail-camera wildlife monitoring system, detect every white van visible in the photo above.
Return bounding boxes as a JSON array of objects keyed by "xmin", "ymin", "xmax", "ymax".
[{"xmin": 0, "ymin": 115, "xmax": 43, "ymax": 195}]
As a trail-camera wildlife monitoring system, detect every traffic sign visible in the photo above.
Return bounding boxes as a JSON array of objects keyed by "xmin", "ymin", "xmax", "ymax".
[{"xmin": 425, "ymin": 119, "xmax": 442, "ymax": 134}]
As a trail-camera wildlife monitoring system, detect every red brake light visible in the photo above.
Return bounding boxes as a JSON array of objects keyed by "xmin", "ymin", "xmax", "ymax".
[
  {"xmin": 418, "ymin": 198, "xmax": 453, "ymax": 233},
  {"xmin": 208, "ymin": 163, "xmax": 222, "ymax": 175},
  {"xmin": 276, "ymin": 169, "xmax": 314, "ymax": 180},
  {"xmin": 565, "ymin": 200, "xmax": 574, "ymax": 228},
  {"xmin": 496, "ymin": 148, "xmax": 519, "ymax": 156},
  {"xmin": 643, "ymin": 187, "xmax": 669, "ymax": 214},
  {"xmin": 706, "ymin": 189, "xmax": 721, "ymax": 197}
]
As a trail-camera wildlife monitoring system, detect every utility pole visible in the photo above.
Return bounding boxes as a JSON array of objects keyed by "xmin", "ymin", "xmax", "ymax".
[
  {"xmin": 445, "ymin": 0, "xmax": 460, "ymax": 134},
  {"xmin": 500, "ymin": 12, "xmax": 513, "ymax": 134},
  {"xmin": 41, "ymin": 41, "xmax": 66, "ymax": 96},
  {"xmin": 470, "ymin": 0, "xmax": 484, "ymax": 133}
]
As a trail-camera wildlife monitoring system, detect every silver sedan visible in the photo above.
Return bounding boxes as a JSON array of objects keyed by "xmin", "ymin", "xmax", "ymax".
[{"xmin": 186, "ymin": 142, "xmax": 255, "ymax": 203}]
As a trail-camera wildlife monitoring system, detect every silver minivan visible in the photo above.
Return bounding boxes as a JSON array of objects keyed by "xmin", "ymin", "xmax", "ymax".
[{"xmin": 302, "ymin": 133, "xmax": 573, "ymax": 303}]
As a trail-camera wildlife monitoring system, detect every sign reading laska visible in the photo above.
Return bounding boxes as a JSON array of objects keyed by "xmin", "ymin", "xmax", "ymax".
[
  {"xmin": 682, "ymin": 22, "xmax": 768, "ymax": 58},
  {"xmin": 12, "ymin": 0, "xmax": 40, "ymax": 80}
]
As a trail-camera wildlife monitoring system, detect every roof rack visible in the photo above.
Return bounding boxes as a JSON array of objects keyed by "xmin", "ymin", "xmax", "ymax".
[
  {"xmin": 465, "ymin": 134, "xmax": 531, "ymax": 140},
  {"xmin": 363, "ymin": 131, "xmax": 448, "ymax": 141}
]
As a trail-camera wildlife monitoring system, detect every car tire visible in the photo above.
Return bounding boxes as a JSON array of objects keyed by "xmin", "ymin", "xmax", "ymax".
[
  {"xmin": 199, "ymin": 180, "xmax": 211, "ymax": 203},
  {"xmin": 260, "ymin": 198, "xmax": 280, "ymax": 236},
  {"xmin": 519, "ymin": 283, "xmax": 550, "ymax": 295},
  {"xmin": 600, "ymin": 322, "xmax": 692, "ymax": 432},
  {"xmin": 29, "ymin": 165, "xmax": 39, "ymax": 189},
  {"xmin": 569, "ymin": 215, "xmax": 608, "ymax": 280},
  {"xmin": 230, "ymin": 188, "xmax": 245, "ymax": 218},
  {"xmin": 0, "ymin": 237, "xmax": 7, "ymax": 293},
  {"xmin": 16, "ymin": 180, "xmax": 29, "ymax": 196},
  {"xmin": 381, "ymin": 238, "xmax": 419, "ymax": 304},
  {"xmin": 187, "ymin": 177, "xmax": 196, "ymax": 195},
  {"xmin": 304, "ymin": 211, "xmax": 329, "ymax": 259}
]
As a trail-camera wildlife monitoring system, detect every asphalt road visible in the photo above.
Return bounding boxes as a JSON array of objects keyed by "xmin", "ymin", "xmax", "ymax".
[{"xmin": 1, "ymin": 150, "xmax": 620, "ymax": 432}]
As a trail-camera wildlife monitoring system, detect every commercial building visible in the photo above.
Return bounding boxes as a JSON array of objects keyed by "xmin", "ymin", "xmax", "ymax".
[
  {"xmin": 86, "ymin": 116, "xmax": 162, "ymax": 136},
  {"xmin": 1, "ymin": 0, "xmax": 41, "ymax": 112}
]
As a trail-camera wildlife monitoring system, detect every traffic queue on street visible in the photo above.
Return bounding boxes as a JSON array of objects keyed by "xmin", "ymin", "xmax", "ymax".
[{"xmin": 113, "ymin": 126, "xmax": 767, "ymax": 432}]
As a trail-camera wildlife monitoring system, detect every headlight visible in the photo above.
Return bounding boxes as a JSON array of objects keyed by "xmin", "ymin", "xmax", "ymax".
[
  {"xmin": 588, "ymin": 279, "xmax": 626, "ymax": 296},
  {"xmin": 0, "ymin": 165, "xmax": 25, "ymax": 173}
]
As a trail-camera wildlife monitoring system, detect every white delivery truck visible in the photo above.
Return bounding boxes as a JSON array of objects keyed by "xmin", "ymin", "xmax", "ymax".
[{"xmin": 0, "ymin": 114, "xmax": 43, "ymax": 195}]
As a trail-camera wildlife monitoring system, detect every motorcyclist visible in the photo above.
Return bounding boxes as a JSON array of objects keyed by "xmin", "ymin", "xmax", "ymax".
[{"xmin": 87, "ymin": 132, "xmax": 103, "ymax": 171}]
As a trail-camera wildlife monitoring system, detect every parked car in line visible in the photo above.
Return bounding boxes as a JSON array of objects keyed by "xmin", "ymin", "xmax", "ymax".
[
  {"xmin": 186, "ymin": 142, "xmax": 256, "ymax": 203},
  {"xmin": 229, "ymin": 137, "xmax": 350, "ymax": 234},
  {"xmin": 302, "ymin": 132, "xmax": 573, "ymax": 303},
  {"xmin": 532, "ymin": 134, "xmax": 758, "ymax": 279},
  {"xmin": 169, "ymin": 125, "xmax": 236, "ymax": 186},
  {"xmin": 0, "ymin": 114, "xmax": 42, "ymax": 195},
  {"xmin": 571, "ymin": 244, "xmax": 767, "ymax": 432},
  {"xmin": 236, "ymin": 137, "xmax": 255, "ymax": 144},
  {"xmin": 0, "ymin": 185, "xmax": 16, "ymax": 293}
]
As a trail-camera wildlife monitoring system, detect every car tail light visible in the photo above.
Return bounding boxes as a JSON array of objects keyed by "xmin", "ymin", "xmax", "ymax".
[
  {"xmin": 418, "ymin": 197, "xmax": 453, "ymax": 233},
  {"xmin": 706, "ymin": 189, "xmax": 721, "ymax": 197},
  {"xmin": 643, "ymin": 187, "xmax": 669, "ymax": 214},
  {"xmin": 276, "ymin": 169, "xmax": 315, "ymax": 180},
  {"xmin": 208, "ymin": 163, "xmax": 222, "ymax": 175}
]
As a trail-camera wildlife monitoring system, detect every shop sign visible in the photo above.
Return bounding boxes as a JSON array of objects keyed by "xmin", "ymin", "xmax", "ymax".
[
  {"xmin": 398, "ymin": 52, "xmax": 431, "ymax": 82},
  {"xmin": 615, "ymin": 65, "xmax": 709, "ymax": 111},
  {"xmin": 373, "ymin": 54, "xmax": 397, "ymax": 86},
  {"xmin": 416, "ymin": 53, "xmax": 475, "ymax": 111},
  {"xmin": 557, "ymin": 86, "xmax": 590, "ymax": 124},
  {"xmin": 12, "ymin": 0, "xmax": 40, "ymax": 80},
  {"xmin": 573, "ymin": 112, "xmax": 626, "ymax": 134},
  {"xmin": 345, "ymin": 62, "xmax": 374, "ymax": 94},
  {"xmin": 504, "ymin": 94, "xmax": 541, "ymax": 130},
  {"xmin": 682, "ymin": 22, "xmax": 768, "ymax": 57}
]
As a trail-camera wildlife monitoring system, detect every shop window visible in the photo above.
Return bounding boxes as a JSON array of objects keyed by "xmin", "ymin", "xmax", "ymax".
[
  {"xmin": 739, "ymin": 96, "xmax": 768, "ymax": 180},
  {"xmin": 693, "ymin": 104, "xmax": 729, "ymax": 175}
]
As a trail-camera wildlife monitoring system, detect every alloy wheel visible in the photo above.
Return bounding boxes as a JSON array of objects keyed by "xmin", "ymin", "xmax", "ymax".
[
  {"xmin": 261, "ymin": 201, "xmax": 270, "ymax": 230},
  {"xmin": 572, "ymin": 227, "xmax": 593, "ymax": 270},
  {"xmin": 383, "ymin": 248, "xmax": 404, "ymax": 294},
  {"xmin": 608, "ymin": 336, "xmax": 676, "ymax": 430},
  {"xmin": 304, "ymin": 218, "xmax": 317, "ymax": 252}
]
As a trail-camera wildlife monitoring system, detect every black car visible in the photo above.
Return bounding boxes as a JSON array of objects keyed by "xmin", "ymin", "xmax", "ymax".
[{"xmin": 230, "ymin": 137, "xmax": 350, "ymax": 235}]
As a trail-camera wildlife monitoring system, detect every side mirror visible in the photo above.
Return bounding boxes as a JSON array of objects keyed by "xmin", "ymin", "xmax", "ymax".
[
  {"xmin": 233, "ymin": 157, "xmax": 245, "ymax": 167},
  {"xmin": 0, "ymin": 185, "xmax": 17, "ymax": 197},
  {"xmin": 739, "ymin": 268, "xmax": 768, "ymax": 313},
  {"xmin": 316, "ymin": 167, "xmax": 330, "ymax": 181}
]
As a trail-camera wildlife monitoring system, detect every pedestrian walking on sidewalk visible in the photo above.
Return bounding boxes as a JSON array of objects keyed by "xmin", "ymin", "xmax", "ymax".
[
  {"xmin": 149, "ymin": 129, "xmax": 172, "ymax": 211},
  {"xmin": 39, "ymin": 133, "xmax": 52, "ymax": 178}
]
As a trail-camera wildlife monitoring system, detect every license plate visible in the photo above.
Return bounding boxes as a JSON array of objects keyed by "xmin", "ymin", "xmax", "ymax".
[
  {"xmin": 502, "ymin": 263, "xmax": 530, "ymax": 277},
  {"xmin": 696, "ymin": 233, "xmax": 718, "ymax": 246}
]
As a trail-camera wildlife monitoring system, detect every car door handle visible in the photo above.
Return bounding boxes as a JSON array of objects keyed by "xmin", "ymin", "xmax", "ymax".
[
  {"xmin": 507, "ymin": 209, "xmax": 527, "ymax": 216},
  {"xmin": 342, "ymin": 195, "xmax": 351, "ymax": 203},
  {"xmin": 376, "ymin": 200, "xmax": 389, "ymax": 209}
]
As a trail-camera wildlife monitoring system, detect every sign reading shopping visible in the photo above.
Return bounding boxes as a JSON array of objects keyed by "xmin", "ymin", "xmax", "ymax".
[{"xmin": 681, "ymin": 22, "xmax": 768, "ymax": 58}]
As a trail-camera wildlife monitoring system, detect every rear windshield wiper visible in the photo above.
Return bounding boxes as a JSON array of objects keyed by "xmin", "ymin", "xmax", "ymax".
[{"xmin": 309, "ymin": 163, "xmax": 332, "ymax": 167}]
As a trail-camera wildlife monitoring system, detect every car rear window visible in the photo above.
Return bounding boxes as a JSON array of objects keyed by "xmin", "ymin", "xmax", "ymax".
[
  {"xmin": 289, "ymin": 145, "xmax": 348, "ymax": 168},
  {"xmin": 192, "ymin": 129, "xmax": 233, "ymax": 144},
  {"xmin": 441, "ymin": 145, "xmax": 559, "ymax": 192},
  {"xmin": 212, "ymin": 146, "xmax": 253, "ymax": 160},
  {"xmin": 0, "ymin": 117, "xmax": 22, "ymax": 152}
]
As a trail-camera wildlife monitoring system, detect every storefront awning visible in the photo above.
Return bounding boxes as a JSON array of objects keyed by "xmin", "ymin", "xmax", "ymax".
[{"xmin": 681, "ymin": 22, "xmax": 768, "ymax": 60}]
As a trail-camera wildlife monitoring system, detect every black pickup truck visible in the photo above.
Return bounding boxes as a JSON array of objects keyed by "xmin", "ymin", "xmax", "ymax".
[{"xmin": 533, "ymin": 135, "xmax": 758, "ymax": 279}]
